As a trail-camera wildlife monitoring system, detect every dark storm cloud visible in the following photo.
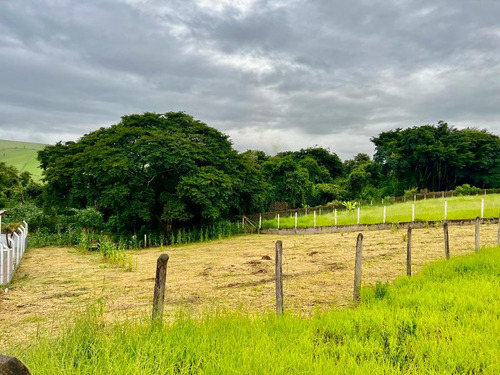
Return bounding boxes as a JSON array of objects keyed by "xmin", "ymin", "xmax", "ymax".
[{"xmin": 0, "ymin": 0, "xmax": 499, "ymax": 159}]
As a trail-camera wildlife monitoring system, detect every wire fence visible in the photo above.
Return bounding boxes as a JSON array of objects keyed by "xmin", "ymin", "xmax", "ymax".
[{"xmin": 247, "ymin": 189, "xmax": 500, "ymax": 224}]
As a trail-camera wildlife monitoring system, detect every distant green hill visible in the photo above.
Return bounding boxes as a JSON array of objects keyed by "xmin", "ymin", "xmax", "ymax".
[{"xmin": 0, "ymin": 139, "xmax": 47, "ymax": 181}]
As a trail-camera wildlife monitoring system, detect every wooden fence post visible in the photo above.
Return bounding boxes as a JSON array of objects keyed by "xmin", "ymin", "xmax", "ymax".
[
  {"xmin": 353, "ymin": 233, "xmax": 363, "ymax": 302},
  {"xmin": 275, "ymin": 240, "xmax": 284, "ymax": 315},
  {"xmin": 314, "ymin": 210, "xmax": 316, "ymax": 228},
  {"xmin": 152, "ymin": 253, "xmax": 169, "ymax": 322},
  {"xmin": 443, "ymin": 222, "xmax": 450, "ymax": 259},
  {"xmin": 277, "ymin": 214, "xmax": 280, "ymax": 230},
  {"xmin": 480, "ymin": 198, "xmax": 484, "ymax": 218},
  {"xmin": 334, "ymin": 209, "xmax": 337, "ymax": 226},
  {"xmin": 383, "ymin": 206, "xmax": 386, "ymax": 224},
  {"xmin": 406, "ymin": 226, "xmax": 412, "ymax": 276},
  {"xmin": 475, "ymin": 217, "xmax": 480, "ymax": 251},
  {"xmin": 444, "ymin": 200, "xmax": 448, "ymax": 221},
  {"xmin": 412, "ymin": 204, "xmax": 415, "ymax": 222},
  {"xmin": 294, "ymin": 212, "xmax": 298, "ymax": 232},
  {"xmin": 357, "ymin": 207, "xmax": 360, "ymax": 224},
  {"xmin": 259, "ymin": 214, "xmax": 262, "ymax": 232}
]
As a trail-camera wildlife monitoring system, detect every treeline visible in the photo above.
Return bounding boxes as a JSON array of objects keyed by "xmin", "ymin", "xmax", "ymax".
[{"xmin": 2, "ymin": 113, "xmax": 499, "ymax": 236}]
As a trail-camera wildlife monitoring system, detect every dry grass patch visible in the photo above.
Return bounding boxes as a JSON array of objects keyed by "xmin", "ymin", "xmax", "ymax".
[{"xmin": 1, "ymin": 224, "xmax": 498, "ymax": 348}]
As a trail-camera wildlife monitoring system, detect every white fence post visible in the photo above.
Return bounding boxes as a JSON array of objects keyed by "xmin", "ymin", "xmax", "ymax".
[
  {"xmin": 412, "ymin": 204, "xmax": 415, "ymax": 222},
  {"xmin": 0, "ymin": 223, "xmax": 29, "ymax": 285},
  {"xmin": 259, "ymin": 214, "xmax": 262, "ymax": 230},
  {"xmin": 444, "ymin": 200, "xmax": 448, "ymax": 221},
  {"xmin": 357, "ymin": 207, "xmax": 360, "ymax": 224},
  {"xmin": 6, "ymin": 238, "xmax": 11, "ymax": 283},
  {"xmin": 294, "ymin": 212, "xmax": 298, "ymax": 229},
  {"xmin": 13, "ymin": 232, "xmax": 20, "ymax": 267},
  {"xmin": 277, "ymin": 214, "xmax": 280, "ymax": 229},
  {"xmin": 383, "ymin": 206, "xmax": 386, "ymax": 224},
  {"xmin": 334, "ymin": 209, "xmax": 337, "ymax": 226},
  {"xmin": 0, "ymin": 244, "xmax": 4, "ymax": 284},
  {"xmin": 481, "ymin": 198, "xmax": 484, "ymax": 218},
  {"xmin": 313, "ymin": 211, "xmax": 316, "ymax": 228}
]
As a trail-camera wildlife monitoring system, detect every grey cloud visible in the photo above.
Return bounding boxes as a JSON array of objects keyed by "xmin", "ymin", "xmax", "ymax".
[{"xmin": 0, "ymin": 0, "xmax": 499, "ymax": 160}]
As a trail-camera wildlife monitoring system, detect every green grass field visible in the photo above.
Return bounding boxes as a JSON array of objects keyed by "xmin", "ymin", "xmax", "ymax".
[
  {"xmin": 263, "ymin": 194, "xmax": 500, "ymax": 228},
  {"xmin": 9, "ymin": 246, "xmax": 500, "ymax": 374},
  {"xmin": 0, "ymin": 139, "xmax": 46, "ymax": 181}
]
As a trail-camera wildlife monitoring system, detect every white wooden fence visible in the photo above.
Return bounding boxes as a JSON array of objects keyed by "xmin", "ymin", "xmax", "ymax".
[{"xmin": 0, "ymin": 221, "xmax": 28, "ymax": 285}]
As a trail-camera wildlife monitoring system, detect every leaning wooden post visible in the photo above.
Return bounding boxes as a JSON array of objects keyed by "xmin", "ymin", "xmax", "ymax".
[
  {"xmin": 353, "ymin": 233, "xmax": 363, "ymax": 302},
  {"xmin": 406, "ymin": 226, "xmax": 412, "ymax": 276},
  {"xmin": 475, "ymin": 216, "xmax": 480, "ymax": 251},
  {"xmin": 275, "ymin": 240, "xmax": 284, "ymax": 315},
  {"xmin": 152, "ymin": 253, "xmax": 169, "ymax": 322},
  {"xmin": 443, "ymin": 222, "xmax": 450, "ymax": 259}
]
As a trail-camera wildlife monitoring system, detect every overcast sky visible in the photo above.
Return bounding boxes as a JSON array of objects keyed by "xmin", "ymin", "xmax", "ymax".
[{"xmin": 1, "ymin": 0, "xmax": 499, "ymax": 160}]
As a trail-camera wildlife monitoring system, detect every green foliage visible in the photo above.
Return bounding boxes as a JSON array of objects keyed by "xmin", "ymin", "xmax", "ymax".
[
  {"xmin": 262, "ymin": 154, "xmax": 311, "ymax": 208},
  {"xmin": 38, "ymin": 112, "xmax": 265, "ymax": 234},
  {"xmin": 0, "ymin": 162, "xmax": 43, "ymax": 207},
  {"xmin": 14, "ymin": 247, "xmax": 500, "ymax": 374},
  {"xmin": 341, "ymin": 200, "xmax": 358, "ymax": 213},
  {"xmin": 455, "ymin": 183, "xmax": 481, "ymax": 196},
  {"xmin": 403, "ymin": 187, "xmax": 418, "ymax": 196},
  {"xmin": 372, "ymin": 122, "xmax": 500, "ymax": 193}
]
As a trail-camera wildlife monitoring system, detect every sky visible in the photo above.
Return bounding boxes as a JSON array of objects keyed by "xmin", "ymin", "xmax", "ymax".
[{"xmin": 0, "ymin": 0, "xmax": 499, "ymax": 160}]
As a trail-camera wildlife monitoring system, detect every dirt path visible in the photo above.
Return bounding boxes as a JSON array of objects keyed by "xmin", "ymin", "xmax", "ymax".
[{"xmin": 1, "ymin": 224, "xmax": 498, "ymax": 349}]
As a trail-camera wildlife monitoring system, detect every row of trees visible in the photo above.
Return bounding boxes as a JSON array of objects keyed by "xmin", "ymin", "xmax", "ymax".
[{"xmin": 3, "ymin": 113, "xmax": 499, "ymax": 236}]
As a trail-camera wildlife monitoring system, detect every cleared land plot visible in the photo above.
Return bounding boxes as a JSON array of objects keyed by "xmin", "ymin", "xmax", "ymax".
[{"xmin": 1, "ymin": 223, "xmax": 498, "ymax": 349}]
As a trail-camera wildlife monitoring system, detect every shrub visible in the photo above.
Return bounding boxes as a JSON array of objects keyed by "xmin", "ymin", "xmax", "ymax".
[
  {"xmin": 455, "ymin": 184, "xmax": 481, "ymax": 196},
  {"xmin": 404, "ymin": 187, "xmax": 418, "ymax": 196}
]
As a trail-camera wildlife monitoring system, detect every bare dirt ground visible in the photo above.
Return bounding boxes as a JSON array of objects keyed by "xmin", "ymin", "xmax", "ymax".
[{"xmin": 1, "ymin": 224, "xmax": 498, "ymax": 349}]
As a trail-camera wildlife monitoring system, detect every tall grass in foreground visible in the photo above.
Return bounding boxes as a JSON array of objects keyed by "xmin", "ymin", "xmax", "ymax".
[
  {"xmin": 263, "ymin": 194, "xmax": 500, "ymax": 228},
  {"xmin": 11, "ymin": 247, "xmax": 500, "ymax": 374}
]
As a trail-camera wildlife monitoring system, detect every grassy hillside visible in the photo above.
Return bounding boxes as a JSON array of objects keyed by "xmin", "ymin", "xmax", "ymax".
[
  {"xmin": 263, "ymin": 194, "xmax": 500, "ymax": 228},
  {"xmin": 11, "ymin": 246, "xmax": 500, "ymax": 374},
  {"xmin": 0, "ymin": 139, "xmax": 46, "ymax": 181}
]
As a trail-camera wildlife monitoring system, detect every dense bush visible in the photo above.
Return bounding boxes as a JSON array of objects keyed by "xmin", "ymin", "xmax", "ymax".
[{"xmin": 454, "ymin": 184, "xmax": 481, "ymax": 196}]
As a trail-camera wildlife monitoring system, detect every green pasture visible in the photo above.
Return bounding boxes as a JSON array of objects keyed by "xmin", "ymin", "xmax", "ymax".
[
  {"xmin": 0, "ymin": 139, "xmax": 46, "ymax": 180},
  {"xmin": 10, "ymin": 246, "xmax": 500, "ymax": 374},
  {"xmin": 263, "ymin": 194, "xmax": 500, "ymax": 228}
]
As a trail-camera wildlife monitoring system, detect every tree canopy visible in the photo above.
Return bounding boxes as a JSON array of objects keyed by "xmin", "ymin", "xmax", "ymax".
[
  {"xmin": 38, "ymin": 112, "xmax": 264, "ymax": 233},
  {"xmin": 372, "ymin": 122, "xmax": 500, "ymax": 194},
  {"xmin": 29, "ymin": 115, "xmax": 500, "ymax": 235}
]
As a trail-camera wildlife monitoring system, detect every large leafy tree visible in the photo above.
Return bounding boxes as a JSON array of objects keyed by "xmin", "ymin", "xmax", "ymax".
[
  {"xmin": 0, "ymin": 162, "xmax": 42, "ymax": 206},
  {"xmin": 38, "ymin": 112, "xmax": 263, "ymax": 233},
  {"xmin": 372, "ymin": 122, "xmax": 500, "ymax": 194}
]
